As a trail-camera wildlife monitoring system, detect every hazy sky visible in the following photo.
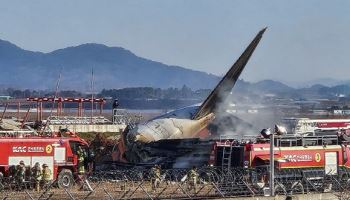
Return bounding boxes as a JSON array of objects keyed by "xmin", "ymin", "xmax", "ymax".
[{"xmin": 0, "ymin": 0, "xmax": 349, "ymax": 85}]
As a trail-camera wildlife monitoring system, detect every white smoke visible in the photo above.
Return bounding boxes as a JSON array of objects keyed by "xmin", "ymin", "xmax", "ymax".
[{"xmin": 209, "ymin": 87, "xmax": 284, "ymax": 139}]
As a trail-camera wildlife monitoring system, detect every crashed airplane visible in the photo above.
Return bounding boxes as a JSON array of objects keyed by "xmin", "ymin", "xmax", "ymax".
[{"xmin": 111, "ymin": 28, "xmax": 267, "ymax": 168}]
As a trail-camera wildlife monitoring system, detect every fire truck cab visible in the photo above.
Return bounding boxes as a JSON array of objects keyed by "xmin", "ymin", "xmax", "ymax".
[{"xmin": 0, "ymin": 132, "xmax": 92, "ymax": 188}]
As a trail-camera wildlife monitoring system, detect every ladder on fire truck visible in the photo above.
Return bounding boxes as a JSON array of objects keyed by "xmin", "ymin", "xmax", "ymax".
[{"xmin": 221, "ymin": 140, "xmax": 233, "ymax": 171}]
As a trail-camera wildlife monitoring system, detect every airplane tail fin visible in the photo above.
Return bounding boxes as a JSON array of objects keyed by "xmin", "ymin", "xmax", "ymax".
[{"xmin": 192, "ymin": 28, "xmax": 267, "ymax": 120}]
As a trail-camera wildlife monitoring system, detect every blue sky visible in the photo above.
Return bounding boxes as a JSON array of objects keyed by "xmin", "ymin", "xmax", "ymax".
[{"xmin": 0, "ymin": 0, "xmax": 349, "ymax": 86}]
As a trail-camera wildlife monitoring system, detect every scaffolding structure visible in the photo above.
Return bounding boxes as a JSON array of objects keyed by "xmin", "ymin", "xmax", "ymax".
[{"xmin": 26, "ymin": 97, "xmax": 106, "ymax": 121}]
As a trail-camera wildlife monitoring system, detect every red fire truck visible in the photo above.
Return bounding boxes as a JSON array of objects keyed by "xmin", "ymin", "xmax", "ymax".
[
  {"xmin": 209, "ymin": 135, "xmax": 350, "ymax": 180},
  {"xmin": 197, "ymin": 134, "xmax": 350, "ymax": 192},
  {"xmin": 0, "ymin": 131, "xmax": 92, "ymax": 188}
]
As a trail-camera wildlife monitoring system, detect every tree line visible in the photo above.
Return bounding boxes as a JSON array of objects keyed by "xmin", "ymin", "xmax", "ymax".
[{"xmin": 0, "ymin": 85, "xmax": 211, "ymax": 101}]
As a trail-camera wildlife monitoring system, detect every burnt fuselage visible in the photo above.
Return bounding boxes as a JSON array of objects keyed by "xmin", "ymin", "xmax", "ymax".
[{"xmin": 124, "ymin": 138, "xmax": 214, "ymax": 169}]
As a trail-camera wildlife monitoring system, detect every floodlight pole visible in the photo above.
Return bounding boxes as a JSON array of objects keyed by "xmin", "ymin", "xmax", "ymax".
[{"xmin": 270, "ymin": 133, "xmax": 275, "ymax": 196}]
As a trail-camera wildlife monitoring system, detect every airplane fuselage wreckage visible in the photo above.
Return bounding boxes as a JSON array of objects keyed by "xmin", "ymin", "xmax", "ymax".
[{"xmin": 112, "ymin": 28, "xmax": 267, "ymax": 168}]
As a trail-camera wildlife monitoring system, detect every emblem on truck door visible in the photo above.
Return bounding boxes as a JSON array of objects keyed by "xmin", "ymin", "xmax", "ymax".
[
  {"xmin": 315, "ymin": 153, "xmax": 321, "ymax": 162},
  {"xmin": 45, "ymin": 145, "xmax": 53, "ymax": 154}
]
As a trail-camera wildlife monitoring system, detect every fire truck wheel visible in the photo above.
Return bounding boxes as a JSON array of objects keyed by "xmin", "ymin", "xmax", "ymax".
[
  {"xmin": 57, "ymin": 169, "xmax": 74, "ymax": 188},
  {"xmin": 275, "ymin": 183, "xmax": 286, "ymax": 195},
  {"xmin": 341, "ymin": 134, "xmax": 350, "ymax": 142},
  {"xmin": 291, "ymin": 181, "xmax": 304, "ymax": 194}
]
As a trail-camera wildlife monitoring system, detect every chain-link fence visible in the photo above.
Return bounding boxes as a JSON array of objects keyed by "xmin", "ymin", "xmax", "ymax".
[{"xmin": 1, "ymin": 167, "xmax": 350, "ymax": 199}]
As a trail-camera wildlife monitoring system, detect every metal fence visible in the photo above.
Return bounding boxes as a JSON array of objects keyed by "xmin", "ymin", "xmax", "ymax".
[{"xmin": 1, "ymin": 167, "xmax": 350, "ymax": 199}]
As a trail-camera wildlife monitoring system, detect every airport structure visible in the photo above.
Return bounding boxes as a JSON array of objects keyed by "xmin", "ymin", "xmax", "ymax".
[{"xmin": 26, "ymin": 97, "xmax": 106, "ymax": 121}]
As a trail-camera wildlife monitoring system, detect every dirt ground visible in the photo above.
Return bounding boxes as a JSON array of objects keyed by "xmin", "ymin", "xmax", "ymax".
[
  {"xmin": 225, "ymin": 193, "xmax": 338, "ymax": 200},
  {"xmin": 0, "ymin": 192, "xmax": 340, "ymax": 200},
  {"xmin": 0, "ymin": 180, "xmax": 342, "ymax": 200}
]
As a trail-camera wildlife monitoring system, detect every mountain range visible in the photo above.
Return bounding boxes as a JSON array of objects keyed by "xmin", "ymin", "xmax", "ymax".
[
  {"xmin": 1, "ymin": 38, "xmax": 350, "ymax": 100},
  {"xmin": 0, "ymin": 39, "xmax": 220, "ymax": 91}
]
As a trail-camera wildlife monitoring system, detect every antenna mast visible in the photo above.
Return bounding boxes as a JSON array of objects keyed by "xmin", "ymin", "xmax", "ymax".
[
  {"xmin": 91, "ymin": 68, "xmax": 94, "ymax": 123},
  {"xmin": 41, "ymin": 68, "xmax": 62, "ymax": 135}
]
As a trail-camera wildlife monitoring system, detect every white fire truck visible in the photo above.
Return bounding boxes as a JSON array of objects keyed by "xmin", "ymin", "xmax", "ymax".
[{"xmin": 282, "ymin": 118, "xmax": 350, "ymax": 135}]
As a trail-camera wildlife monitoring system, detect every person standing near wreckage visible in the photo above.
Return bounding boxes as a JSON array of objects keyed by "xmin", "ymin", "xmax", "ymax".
[
  {"xmin": 76, "ymin": 146, "xmax": 92, "ymax": 191},
  {"xmin": 77, "ymin": 146, "xmax": 85, "ymax": 174},
  {"xmin": 41, "ymin": 164, "xmax": 52, "ymax": 189},
  {"xmin": 187, "ymin": 166, "xmax": 199, "ymax": 193},
  {"xmin": 31, "ymin": 162, "xmax": 42, "ymax": 192},
  {"xmin": 15, "ymin": 160, "xmax": 26, "ymax": 191},
  {"xmin": 150, "ymin": 164, "xmax": 161, "ymax": 191}
]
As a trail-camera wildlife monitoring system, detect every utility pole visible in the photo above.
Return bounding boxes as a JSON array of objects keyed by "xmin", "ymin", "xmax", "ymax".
[
  {"xmin": 41, "ymin": 69, "xmax": 61, "ymax": 135},
  {"xmin": 91, "ymin": 68, "xmax": 94, "ymax": 124},
  {"xmin": 269, "ymin": 132, "xmax": 275, "ymax": 196}
]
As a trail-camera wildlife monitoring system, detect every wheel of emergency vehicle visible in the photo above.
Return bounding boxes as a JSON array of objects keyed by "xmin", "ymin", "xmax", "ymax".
[
  {"xmin": 340, "ymin": 169, "xmax": 350, "ymax": 185},
  {"xmin": 57, "ymin": 169, "xmax": 74, "ymax": 188},
  {"xmin": 275, "ymin": 182, "xmax": 287, "ymax": 195},
  {"xmin": 291, "ymin": 181, "xmax": 304, "ymax": 194},
  {"xmin": 0, "ymin": 172, "xmax": 3, "ymax": 191},
  {"xmin": 340, "ymin": 133, "xmax": 350, "ymax": 142},
  {"xmin": 250, "ymin": 169, "xmax": 266, "ymax": 189}
]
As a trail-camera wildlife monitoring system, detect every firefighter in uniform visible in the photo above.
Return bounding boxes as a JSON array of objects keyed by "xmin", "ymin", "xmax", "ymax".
[
  {"xmin": 150, "ymin": 164, "xmax": 161, "ymax": 191},
  {"xmin": 31, "ymin": 162, "xmax": 42, "ymax": 192},
  {"xmin": 187, "ymin": 166, "xmax": 198, "ymax": 193},
  {"xmin": 77, "ymin": 146, "xmax": 93, "ymax": 191},
  {"xmin": 77, "ymin": 146, "xmax": 85, "ymax": 175},
  {"xmin": 41, "ymin": 164, "xmax": 52, "ymax": 189},
  {"xmin": 15, "ymin": 161, "xmax": 26, "ymax": 191}
]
